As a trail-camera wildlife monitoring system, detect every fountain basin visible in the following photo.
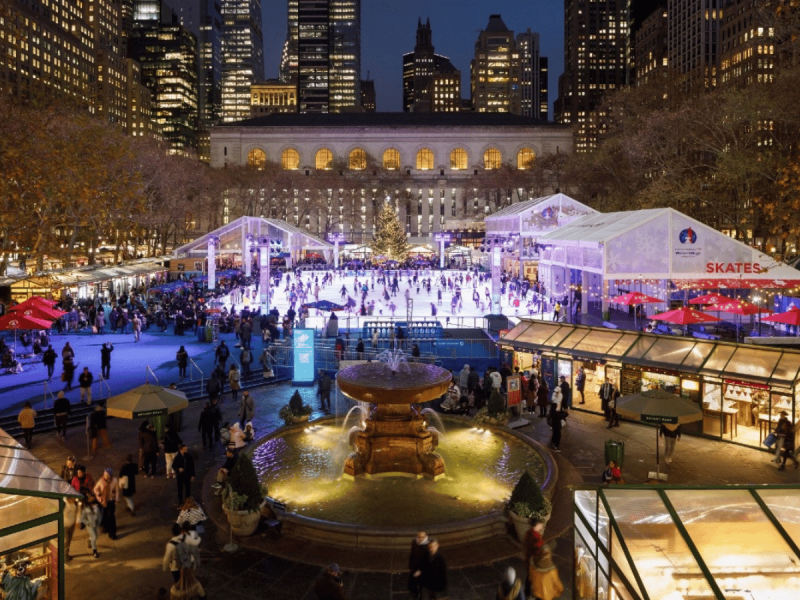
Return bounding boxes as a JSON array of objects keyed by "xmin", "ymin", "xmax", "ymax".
[
  {"xmin": 251, "ymin": 415, "xmax": 557, "ymax": 550},
  {"xmin": 336, "ymin": 362, "xmax": 452, "ymax": 406}
]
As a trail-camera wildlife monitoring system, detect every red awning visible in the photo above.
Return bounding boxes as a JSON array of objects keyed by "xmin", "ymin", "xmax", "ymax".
[{"xmin": 672, "ymin": 278, "xmax": 800, "ymax": 289}]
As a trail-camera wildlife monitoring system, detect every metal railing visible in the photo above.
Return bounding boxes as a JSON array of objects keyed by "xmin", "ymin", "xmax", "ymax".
[
  {"xmin": 188, "ymin": 357, "xmax": 204, "ymax": 389},
  {"xmin": 96, "ymin": 374, "xmax": 112, "ymax": 400}
]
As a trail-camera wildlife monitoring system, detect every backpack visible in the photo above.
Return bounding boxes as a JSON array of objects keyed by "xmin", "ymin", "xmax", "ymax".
[{"xmin": 171, "ymin": 537, "xmax": 194, "ymax": 570}]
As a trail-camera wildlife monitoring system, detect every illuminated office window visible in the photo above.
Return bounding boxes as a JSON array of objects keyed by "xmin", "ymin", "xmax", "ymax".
[
  {"xmin": 247, "ymin": 148, "xmax": 266, "ymax": 168},
  {"xmin": 383, "ymin": 148, "xmax": 401, "ymax": 170},
  {"xmin": 315, "ymin": 148, "xmax": 333, "ymax": 170},
  {"xmin": 416, "ymin": 148, "xmax": 434, "ymax": 170},
  {"xmin": 517, "ymin": 147, "xmax": 536, "ymax": 169},
  {"xmin": 282, "ymin": 148, "xmax": 300, "ymax": 170},
  {"xmin": 450, "ymin": 148, "xmax": 467, "ymax": 170},
  {"xmin": 484, "ymin": 147, "xmax": 502, "ymax": 169},
  {"xmin": 349, "ymin": 148, "xmax": 367, "ymax": 170}
]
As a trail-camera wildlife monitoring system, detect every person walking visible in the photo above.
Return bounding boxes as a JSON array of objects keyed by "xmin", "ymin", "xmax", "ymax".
[
  {"xmin": 78, "ymin": 366, "xmax": 94, "ymax": 405},
  {"xmin": 228, "ymin": 364, "xmax": 241, "ymax": 403},
  {"xmin": 100, "ymin": 342, "xmax": 114, "ymax": 379},
  {"xmin": 93, "ymin": 467, "xmax": 119, "ymax": 540},
  {"xmin": 422, "ymin": 539, "xmax": 447, "ymax": 600},
  {"xmin": 89, "ymin": 404, "xmax": 111, "ymax": 452},
  {"xmin": 317, "ymin": 370, "xmax": 332, "ymax": 412},
  {"xmin": 170, "ymin": 567, "xmax": 207, "ymax": 600},
  {"xmin": 558, "ymin": 375, "xmax": 572, "ymax": 410},
  {"xmin": 659, "ymin": 424, "xmax": 681, "ymax": 464},
  {"xmin": 172, "ymin": 444, "xmax": 196, "ymax": 506},
  {"xmin": 496, "ymin": 567, "xmax": 524, "ymax": 600},
  {"xmin": 132, "ymin": 313, "xmax": 142, "ymax": 342},
  {"xmin": 119, "ymin": 453, "xmax": 139, "ymax": 515},
  {"xmin": 62, "ymin": 352, "xmax": 76, "ymax": 391},
  {"xmin": 162, "ymin": 424, "xmax": 183, "ymax": 479},
  {"xmin": 778, "ymin": 414, "xmax": 798, "ymax": 470},
  {"xmin": 607, "ymin": 383, "xmax": 620, "ymax": 428},
  {"xmin": 53, "ymin": 391, "xmax": 71, "ymax": 441},
  {"xmin": 528, "ymin": 542, "xmax": 564, "ymax": 600},
  {"xmin": 240, "ymin": 346, "xmax": 252, "ymax": 377},
  {"xmin": 176, "ymin": 346, "xmax": 189, "ymax": 380},
  {"xmin": 238, "ymin": 391, "xmax": 255, "ymax": 428},
  {"xmin": 198, "ymin": 403, "xmax": 216, "ymax": 451},
  {"xmin": 215, "ymin": 340, "xmax": 230, "ymax": 371},
  {"xmin": 43, "ymin": 345, "xmax": 57, "ymax": 380},
  {"xmin": 773, "ymin": 411, "xmax": 792, "ymax": 463},
  {"xmin": 17, "ymin": 401, "xmax": 36, "ymax": 449},
  {"xmin": 140, "ymin": 422, "xmax": 159, "ymax": 478},
  {"xmin": 79, "ymin": 489, "xmax": 101, "ymax": 559},
  {"xmin": 549, "ymin": 399, "xmax": 565, "ymax": 453},
  {"xmin": 407, "ymin": 531, "xmax": 429, "ymax": 600},
  {"xmin": 599, "ymin": 378, "xmax": 615, "ymax": 424}
]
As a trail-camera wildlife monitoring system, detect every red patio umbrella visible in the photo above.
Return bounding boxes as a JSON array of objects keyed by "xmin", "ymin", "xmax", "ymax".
[
  {"xmin": 761, "ymin": 306, "xmax": 800, "ymax": 326},
  {"xmin": 17, "ymin": 296, "xmax": 58, "ymax": 307},
  {"xmin": 688, "ymin": 293, "xmax": 732, "ymax": 305},
  {"xmin": 712, "ymin": 301, "xmax": 772, "ymax": 316},
  {"xmin": 650, "ymin": 307, "xmax": 723, "ymax": 326},
  {"xmin": 9, "ymin": 303, "xmax": 66, "ymax": 321},
  {"xmin": 612, "ymin": 291, "xmax": 664, "ymax": 305},
  {"xmin": 0, "ymin": 312, "xmax": 54, "ymax": 350}
]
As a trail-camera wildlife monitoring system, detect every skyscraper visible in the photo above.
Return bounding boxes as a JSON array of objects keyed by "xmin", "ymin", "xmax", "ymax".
[
  {"xmin": 129, "ymin": 0, "xmax": 199, "ymax": 153},
  {"xmin": 470, "ymin": 15, "xmax": 521, "ymax": 114},
  {"xmin": 635, "ymin": 5, "xmax": 668, "ymax": 87},
  {"xmin": 555, "ymin": 0, "xmax": 631, "ymax": 151},
  {"xmin": 402, "ymin": 18, "xmax": 461, "ymax": 113},
  {"xmin": 516, "ymin": 29, "xmax": 549, "ymax": 120},
  {"xmin": 220, "ymin": 0, "xmax": 264, "ymax": 121},
  {"xmin": 286, "ymin": 0, "xmax": 361, "ymax": 113},
  {"xmin": 668, "ymin": 0, "xmax": 723, "ymax": 93}
]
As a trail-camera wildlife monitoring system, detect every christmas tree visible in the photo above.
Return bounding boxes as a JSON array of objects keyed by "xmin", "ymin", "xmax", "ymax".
[{"xmin": 372, "ymin": 201, "xmax": 410, "ymax": 261}]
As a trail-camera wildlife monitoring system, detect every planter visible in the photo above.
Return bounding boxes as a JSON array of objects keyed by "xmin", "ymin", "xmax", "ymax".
[
  {"xmin": 224, "ymin": 506, "xmax": 261, "ymax": 537},
  {"xmin": 487, "ymin": 416, "xmax": 510, "ymax": 426},
  {"xmin": 509, "ymin": 509, "xmax": 552, "ymax": 543},
  {"xmin": 290, "ymin": 415, "xmax": 310, "ymax": 424}
]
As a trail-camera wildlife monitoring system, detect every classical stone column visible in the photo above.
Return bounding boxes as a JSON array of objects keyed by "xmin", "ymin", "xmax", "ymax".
[
  {"xmin": 258, "ymin": 238, "xmax": 270, "ymax": 312},
  {"xmin": 207, "ymin": 237, "xmax": 217, "ymax": 290}
]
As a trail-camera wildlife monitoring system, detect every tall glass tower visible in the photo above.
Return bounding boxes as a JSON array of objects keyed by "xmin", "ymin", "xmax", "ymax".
[{"xmin": 220, "ymin": 0, "xmax": 264, "ymax": 122}]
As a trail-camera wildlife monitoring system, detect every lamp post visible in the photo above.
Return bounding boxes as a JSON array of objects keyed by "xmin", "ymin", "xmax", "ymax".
[
  {"xmin": 328, "ymin": 233, "xmax": 346, "ymax": 270},
  {"xmin": 433, "ymin": 232, "xmax": 451, "ymax": 270}
]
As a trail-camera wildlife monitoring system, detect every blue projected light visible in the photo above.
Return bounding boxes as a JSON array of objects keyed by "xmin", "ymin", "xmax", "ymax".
[{"xmin": 292, "ymin": 329, "xmax": 315, "ymax": 384}]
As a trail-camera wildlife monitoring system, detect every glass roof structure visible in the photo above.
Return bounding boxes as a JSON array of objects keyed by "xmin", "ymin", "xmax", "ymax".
[
  {"xmin": 500, "ymin": 319, "xmax": 800, "ymax": 388},
  {"xmin": 0, "ymin": 429, "xmax": 80, "ymax": 498},
  {"xmin": 574, "ymin": 485, "xmax": 800, "ymax": 600},
  {"xmin": 483, "ymin": 193, "xmax": 597, "ymax": 238}
]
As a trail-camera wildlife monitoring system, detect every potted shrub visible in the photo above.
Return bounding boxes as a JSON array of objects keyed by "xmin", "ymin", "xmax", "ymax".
[
  {"xmin": 471, "ymin": 390, "xmax": 511, "ymax": 426},
  {"xmin": 279, "ymin": 390, "xmax": 313, "ymax": 425},
  {"xmin": 222, "ymin": 452, "xmax": 266, "ymax": 536},
  {"xmin": 508, "ymin": 470, "xmax": 552, "ymax": 542}
]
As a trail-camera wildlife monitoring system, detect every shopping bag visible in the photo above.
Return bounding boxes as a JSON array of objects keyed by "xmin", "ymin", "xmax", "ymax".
[{"xmin": 763, "ymin": 432, "xmax": 777, "ymax": 448}]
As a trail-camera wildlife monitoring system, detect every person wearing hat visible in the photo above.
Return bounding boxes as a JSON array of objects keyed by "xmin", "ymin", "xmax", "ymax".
[
  {"xmin": 93, "ymin": 467, "xmax": 119, "ymax": 540},
  {"xmin": 238, "ymin": 390, "xmax": 255, "ymax": 428},
  {"xmin": 54, "ymin": 390, "xmax": 71, "ymax": 441},
  {"xmin": 313, "ymin": 563, "xmax": 347, "ymax": 600}
]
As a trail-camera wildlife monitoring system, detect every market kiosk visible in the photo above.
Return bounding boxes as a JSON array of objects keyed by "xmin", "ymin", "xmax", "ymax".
[
  {"xmin": 499, "ymin": 319, "xmax": 800, "ymax": 449},
  {"xmin": 0, "ymin": 428, "xmax": 80, "ymax": 599},
  {"xmin": 573, "ymin": 485, "xmax": 800, "ymax": 600}
]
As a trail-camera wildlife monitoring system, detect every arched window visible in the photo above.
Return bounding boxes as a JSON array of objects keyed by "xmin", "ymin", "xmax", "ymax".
[
  {"xmin": 247, "ymin": 148, "xmax": 266, "ymax": 168},
  {"xmin": 517, "ymin": 147, "xmax": 536, "ymax": 169},
  {"xmin": 483, "ymin": 148, "xmax": 502, "ymax": 170},
  {"xmin": 383, "ymin": 148, "xmax": 401, "ymax": 170},
  {"xmin": 281, "ymin": 148, "xmax": 300, "ymax": 170},
  {"xmin": 349, "ymin": 148, "xmax": 367, "ymax": 170},
  {"xmin": 315, "ymin": 148, "xmax": 333, "ymax": 170},
  {"xmin": 450, "ymin": 148, "xmax": 467, "ymax": 170},
  {"xmin": 416, "ymin": 148, "xmax": 434, "ymax": 170}
]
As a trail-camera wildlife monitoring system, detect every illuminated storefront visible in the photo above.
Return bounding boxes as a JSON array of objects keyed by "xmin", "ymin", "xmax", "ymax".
[
  {"xmin": 500, "ymin": 320, "xmax": 800, "ymax": 450},
  {"xmin": 573, "ymin": 485, "xmax": 800, "ymax": 600},
  {"xmin": 0, "ymin": 428, "xmax": 81, "ymax": 599}
]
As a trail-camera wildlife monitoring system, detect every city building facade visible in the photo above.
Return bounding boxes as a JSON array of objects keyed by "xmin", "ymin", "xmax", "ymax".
[
  {"xmin": 635, "ymin": 5, "xmax": 669, "ymax": 86},
  {"xmin": 250, "ymin": 79, "xmax": 298, "ymax": 116},
  {"xmin": 209, "ymin": 113, "xmax": 572, "ymax": 244},
  {"xmin": 720, "ymin": 0, "xmax": 776, "ymax": 89},
  {"xmin": 220, "ymin": 0, "xmax": 264, "ymax": 122},
  {"xmin": 555, "ymin": 0, "xmax": 632, "ymax": 151},
  {"xmin": 470, "ymin": 14, "xmax": 521, "ymax": 114},
  {"xmin": 359, "ymin": 77, "xmax": 375, "ymax": 112},
  {"xmin": 516, "ymin": 29, "xmax": 548, "ymax": 120},
  {"xmin": 668, "ymin": 0, "xmax": 723, "ymax": 93},
  {"xmin": 402, "ymin": 18, "xmax": 461, "ymax": 113},
  {"xmin": 129, "ymin": 0, "xmax": 199, "ymax": 153}
]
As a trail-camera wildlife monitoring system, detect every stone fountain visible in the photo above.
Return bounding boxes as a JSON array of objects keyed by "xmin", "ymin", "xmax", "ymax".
[{"xmin": 336, "ymin": 350, "xmax": 452, "ymax": 478}]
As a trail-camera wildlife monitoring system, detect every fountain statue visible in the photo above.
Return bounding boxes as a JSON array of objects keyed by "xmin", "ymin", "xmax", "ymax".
[{"xmin": 336, "ymin": 349, "xmax": 452, "ymax": 478}]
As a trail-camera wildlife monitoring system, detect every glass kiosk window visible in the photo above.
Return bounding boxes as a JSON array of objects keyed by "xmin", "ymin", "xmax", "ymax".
[{"xmin": 640, "ymin": 371, "xmax": 680, "ymax": 394}]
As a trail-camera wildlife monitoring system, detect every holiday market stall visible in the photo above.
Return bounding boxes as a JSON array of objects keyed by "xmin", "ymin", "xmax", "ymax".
[
  {"xmin": 0, "ymin": 427, "xmax": 81, "ymax": 599},
  {"xmin": 572, "ymin": 485, "xmax": 800, "ymax": 600},
  {"xmin": 499, "ymin": 319, "xmax": 800, "ymax": 450},
  {"xmin": 535, "ymin": 208, "xmax": 800, "ymax": 322}
]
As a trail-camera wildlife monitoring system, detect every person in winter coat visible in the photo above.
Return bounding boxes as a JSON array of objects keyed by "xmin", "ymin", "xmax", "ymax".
[
  {"xmin": 78, "ymin": 367, "xmax": 94, "ymax": 405},
  {"xmin": 313, "ymin": 564, "xmax": 347, "ymax": 600},
  {"xmin": 17, "ymin": 402, "xmax": 36, "ymax": 448},
  {"xmin": 100, "ymin": 342, "xmax": 114, "ymax": 379},
  {"xmin": 93, "ymin": 467, "xmax": 119, "ymax": 540},
  {"xmin": 197, "ymin": 403, "xmax": 217, "ymax": 451},
  {"xmin": 458, "ymin": 365, "xmax": 470, "ymax": 390},
  {"xmin": 228, "ymin": 364, "xmax": 241, "ymax": 403},
  {"xmin": 140, "ymin": 422, "xmax": 160, "ymax": 478},
  {"xmin": 89, "ymin": 404, "xmax": 110, "ymax": 452},
  {"xmin": 162, "ymin": 424, "xmax": 183, "ymax": 479},
  {"xmin": 215, "ymin": 341, "xmax": 230, "ymax": 370},
  {"xmin": 170, "ymin": 567, "xmax": 207, "ymax": 600},
  {"xmin": 176, "ymin": 346, "xmax": 188, "ymax": 379},
  {"xmin": 536, "ymin": 377, "xmax": 550, "ymax": 418},
  {"xmin": 238, "ymin": 391, "xmax": 255, "ymax": 428},
  {"xmin": 422, "ymin": 539, "xmax": 447, "ymax": 600},
  {"xmin": 79, "ymin": 490, "xmax": 101, "ymax": 559},
  {"xmin": 496, "ymin": 566, "xmax": 524, "ymax": 600},
  {"xmin": 240, "ymin": 346, "xmax": 252, "ymax": 376},
  {"xmin": 119, "ymin": 453, "xmax": 139, "ymax": 515},
  {"xmin": 407, "ymin": 531, "xmax": 429, "ymax": 600},
  {"xmin": 43, "ymin": 345, "xmax": 57, "ymax": 380}
]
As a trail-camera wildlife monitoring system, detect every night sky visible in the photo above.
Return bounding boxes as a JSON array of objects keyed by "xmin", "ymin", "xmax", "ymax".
[{"xmin": 261, "ymin": 0, "xmax": 565, "ymax": 115}]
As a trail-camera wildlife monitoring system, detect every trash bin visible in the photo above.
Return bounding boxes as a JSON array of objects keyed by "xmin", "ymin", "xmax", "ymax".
[
  {"xmin": 605, "ymin": 439, "xmax": 624, "ymax": 469},
  {"xmin": 197, "ymin": 326, "xmax": 206, "ymax": 343}
]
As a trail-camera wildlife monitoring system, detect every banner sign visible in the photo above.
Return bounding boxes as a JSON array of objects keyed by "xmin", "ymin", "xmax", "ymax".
[
  {"xmin": 507, "ymin": 374, "xmax": 522, "ymax": 406},
  {"xmin": 292, "ymin": 329, "xmax": 315, "ymax": 384}
]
